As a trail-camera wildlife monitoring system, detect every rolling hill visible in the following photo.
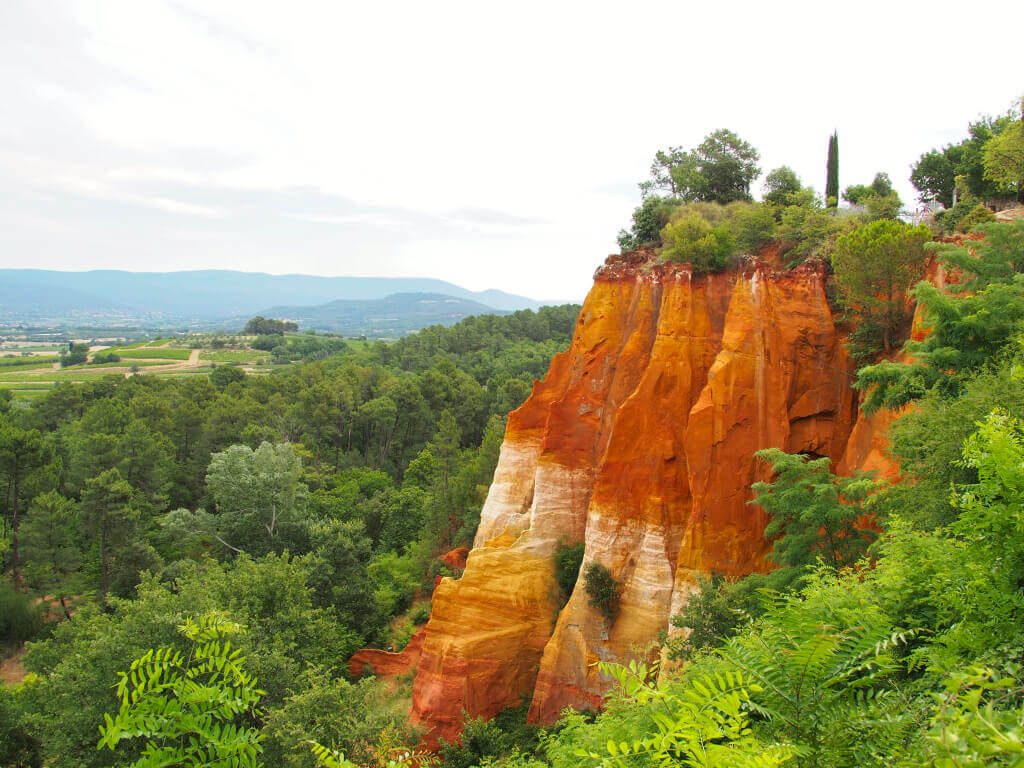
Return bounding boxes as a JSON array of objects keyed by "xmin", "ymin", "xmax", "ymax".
[
  {"xmin": 0, "ymin": 269, "xmax": 554, "ymax": 325},
  {"xmin": 254, "ymin": 292, "xmax": 508, "ymax": 336}
]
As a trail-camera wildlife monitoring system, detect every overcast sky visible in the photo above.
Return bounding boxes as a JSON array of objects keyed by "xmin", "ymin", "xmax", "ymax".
[{"xmin": 2, "ymin": 1, "xmax": 1021, "ymax": 301}]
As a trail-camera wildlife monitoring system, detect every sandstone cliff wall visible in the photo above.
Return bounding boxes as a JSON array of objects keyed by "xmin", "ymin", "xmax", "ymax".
[{"xmin": 409, "ymin": 251, "xmax": 895, "ymax": 743}]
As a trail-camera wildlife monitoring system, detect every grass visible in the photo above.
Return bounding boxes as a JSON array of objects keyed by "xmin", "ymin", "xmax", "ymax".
[
  {"xmin": 0, "ymin": 370, "xmax": 126, "ymax": 382},
  {"xmin": 112, "ymin": 348, "xmax": 191, "ymax": 360},
  {"xmin": 0, "ymin": 382, "xmax": 53, "ymax": 390},
  {"xmin": 0, "ymin": 345, "xmax": 62, "ymax": 353},
  {"xmin": 57, "ymin": 360, "xmax": 172, "ymax": 371},
  {"xmin": 0, "ymin": 356, "xmax": 60, "ymax": 368},
  {"xmin": 199, "ymin": 350, "xmax": 268, "ymax": 363}
]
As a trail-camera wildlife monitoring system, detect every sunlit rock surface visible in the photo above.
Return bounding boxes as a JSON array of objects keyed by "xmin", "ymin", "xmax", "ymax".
[{"xmin": 409, "ymin": 250, "xmax": 906, "ymax": 742}]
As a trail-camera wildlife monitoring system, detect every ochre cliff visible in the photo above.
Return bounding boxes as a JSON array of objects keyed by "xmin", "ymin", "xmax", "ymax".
[{"xmin": 408, "ymin": 250, "xmax": 899, "ymax": 743}]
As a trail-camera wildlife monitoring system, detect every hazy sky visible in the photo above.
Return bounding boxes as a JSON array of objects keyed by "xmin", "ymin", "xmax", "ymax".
[{"xmin": 2, "ymin": 1, "xmax": 1021, "ymax": 301}]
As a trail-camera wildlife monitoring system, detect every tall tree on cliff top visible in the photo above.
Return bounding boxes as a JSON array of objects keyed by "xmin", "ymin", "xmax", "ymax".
[
  {"xmin": 826, "ymin": 132, "xmax": 839, "ymax": 208},
  {"xmin": 831, "ymin": 220, "xmax": 930, "ymax": 357}
]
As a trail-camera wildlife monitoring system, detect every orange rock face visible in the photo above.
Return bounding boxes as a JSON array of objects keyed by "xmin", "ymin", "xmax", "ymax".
[
  {"xmin": 349, "ymin": 627, "xmax": 426, "ymax": 681},
  {"xmin": 410, "ymin": 251, "xmax": 890, "ymax": 742}
]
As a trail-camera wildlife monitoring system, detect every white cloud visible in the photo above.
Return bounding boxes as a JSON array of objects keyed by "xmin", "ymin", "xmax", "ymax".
[{"xmin": 1, "ymin": 0, "xmax": 1022, "ymax": 300}]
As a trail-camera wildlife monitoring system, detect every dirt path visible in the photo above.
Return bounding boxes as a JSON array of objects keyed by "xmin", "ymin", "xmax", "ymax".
[{"xmin": 0, "ymin": 647, "xmax": 26, "ymax": 686}]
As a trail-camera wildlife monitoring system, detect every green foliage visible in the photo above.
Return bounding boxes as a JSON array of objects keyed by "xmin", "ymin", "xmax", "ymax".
[
  {"xmin": 912, "ymin": 149, "xmax": 957, "ymax": 207},
  {"xmin": 842, "ymin": 172, "xmax": 896, "ymax": 207},
  {"xmin": 553, "ymin": 541, "xmax": 585, "ymax": 603},
  {"xmin": 639, "ymin": 130, "xmax": 761, "ymax": 205},
  {"xmin": 856, "ymin": 223, "xmax": 1024, "ymax": 412},
  {"xmin": 262, "ymin": 667, "xmax": 410, "ymax": 768},
  {"xmin": 0, "ymin": 579, "xmax": 44, "ymax": 647},
  {"xmin": 0, "ymin": 685, "xmax": 42, "ymax": 768},
  {"xmin": 886, "ymin": 360, "xmax": 1024, "ymax": 528},
  {"xmin": 60, "ymin": 343, "xmax": 89, "ymax": 367},
  {"xmin": 439, "ymin": 704, "xmax": 540, "ymax": 768},
  {"xmin": 210, "ymin": 364, "xmax": 247, "ymax": 388},
  {"xmin": 81, "ymin": 467, "xmax": 158, "ymax": 597},
  {"xmin": 669, "ymin": 572, "xmax": 753, "ymax": 659},
  {"xmin": 763, "ymin": 166, "xmax": 803, "ymax": 207},
  {"xmin": 583, "ymin": 561, "xmax": 619, "ymax": 622},
  {"xmin": 957, "ymin": 203, "xmax": 997, "ymax": 232},
  {"xmin": 198, "ymin": 441, "xmax": 310, "ymax": 558},
  {"xmin": 660, "ymin": 209, "xmax": 735, "ymax": 272},
  {"xmin": 578, "ymin": 661, "xmax": 794, "ymax": 767},
  {"xmin": 831, "ymin": 219, "xmax": 931, "ymax": 356},
  {"xmin": 912, "ymin": 113, "xmax": 1019, "ymax": 205},
  {"xmin": 926, "ymin": 667, "xmax": 1024, "ymax": 767},
  {"xmin": 751, "ymin": 449, "xmax": 879, "ymax": 589},
  {"xmin": 722, "ymin": 590, "xmax": 914, "ymax": 767},
  {"xmin": 775, "ymin": 193, "xmax": 855, "ymax": 264},
  {"xmin": 89, "ymin": 350, "xmax": 120, "ymax": 365},
  {"xmin": 982, "ymin": 114, "xmax": 1024, "ymax": 196},
  {"xmin": 245, "ymin": 316, "xmax": 299, "ymax": 335},
  {"xmin": 936, "ymin": 220, "xmax": 1024, "ymax": 290},
  {"xmin": 616, "ymin": 195, "xmax": 683, "ymax": 252},
  {"xmin": 19, "ymin": 490, "xmax": 82, "ymax": 616},
  {"xmin": 726, "ymin": 201, "xmax": 777, "ymax": 253},
  {"xmin": 97, "ymin": 613, "xmax": 265, "ymax": 768}
]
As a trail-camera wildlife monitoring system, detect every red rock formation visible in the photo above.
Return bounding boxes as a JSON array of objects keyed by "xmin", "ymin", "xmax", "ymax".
[
  {"xmin": 408, "ymin": 252, "xmax": 873, "ymax": 742},
  {"xmin": 349, "ymin": 627, "xmax": 426, "ymax": 681},
  {"xmin": 440, "ymin": 548, "xmax": 469, "ymax": 571}
]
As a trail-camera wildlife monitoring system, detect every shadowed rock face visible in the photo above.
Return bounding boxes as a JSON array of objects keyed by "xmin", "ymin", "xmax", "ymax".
[{"xmin": 409, "ymin": 251, "xmax": 893, "ymax": 744}]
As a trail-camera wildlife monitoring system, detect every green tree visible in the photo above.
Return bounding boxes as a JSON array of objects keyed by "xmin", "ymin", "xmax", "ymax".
[
  {"xmin": 262, "ymin": 667, "xmax": 409, "ymax": 768},
  {"xmin": 684, "ymin": 129, "xmax": 762, "ymax": 204},
  {"xmin": 81, "ymin": 468, "xmax": 154, "ymax": 597},
  {"xmin": 204, "ymin": 442, "xmax": 310, "ymax": 557},
  {"xmin": 763, "ymin": 166, "xmax": 803, "ymax": 206},
  {"xmin": 982, "ymin": 104, "xmax": 1024, "ymax": 201},
  {"xmin": 616, "ymin": 195, "xmax": 683, "ymax": 252},
  {"xmin": 0, "ymin": 422, "xmax": 52, "ymax": 587},
  {"xmin": 210, "ymin": 364, "xmax": 247, "ymax": 389},
  {"xmin": 638, "ymin": 130, "xmax": 761, "ymax": 205},
  {"xmin": 855, "ymin": 222, "xmax": 1024, "ymax": 413},
  {"xmin": 826, "ymin": 132, "xmax": 839, "ymax": 207},
  {"xmin": 97, "ymin": 613, "xmax": 266, "ymax": 768},
  {"xmin": 751, "ymin": 449, "xmax": 879, "ymax": 590},
  {"xmin": 830, "ymin": 220, "xmax": 931, "ymax": 354},
  {"xmin": 911, "ymin": 149, "xmax": 957, "ymax": 207},
  {"xmin": 60, "ymin": 343, "xmax": 89, "ymax": 367},
  {"xmin": 638, "ymin": 147, "xmax": 689, "ymax": 198},
  {"xmin": 20, "ymin": 490, "xmax": 81, "ymax": 619}
]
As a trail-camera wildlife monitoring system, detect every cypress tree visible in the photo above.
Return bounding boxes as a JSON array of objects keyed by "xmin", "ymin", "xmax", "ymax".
[{"xmin": 826, "ymin": 132, "xmax": 839, "ymax": 208}]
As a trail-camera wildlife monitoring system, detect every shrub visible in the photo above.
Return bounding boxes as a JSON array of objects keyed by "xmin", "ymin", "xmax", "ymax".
[
  {"xmin": 553, "ymin": 541, "xmax": 585, "ymax": 603},
  {"xmin": 410, "ymin": 602, "xmax": 431, "ymax": 625},
  {"xmin": 89, "ymin": 351, "xmax": 120, "ymax": 365},
  {"xmin": 0, "ymin": 581, "xmax": 45, "ymax": 648},
  {"xmin": 660, "ymin": 210, "xmax": 735, "ymax": 273},
  {"xmin": 725, "ymin": 201, "xmax": 776, "ymax": 253},
  {"xmin": 957, "ymin": 203, "xmax": 996, "ymax": 232},
  {"xmin": 582, "ymin": 561, "xmax": 619, "ymax": 621}
]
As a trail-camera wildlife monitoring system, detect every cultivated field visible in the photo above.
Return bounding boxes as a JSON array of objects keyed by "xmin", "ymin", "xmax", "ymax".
[{"xmin": 0, "ymin": 338, "xmax": 272, "ymax": 404}]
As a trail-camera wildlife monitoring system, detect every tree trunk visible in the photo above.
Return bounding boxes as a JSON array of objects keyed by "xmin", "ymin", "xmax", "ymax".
[{"xmin": 100, "ymin": 521, "xmax": 108, "ymax": 597}]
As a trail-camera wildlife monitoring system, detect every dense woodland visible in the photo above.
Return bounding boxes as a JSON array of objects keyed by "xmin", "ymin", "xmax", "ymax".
[{"xmin": 2, "ymin": 99, "xmax": 1024, "ymax": 768}]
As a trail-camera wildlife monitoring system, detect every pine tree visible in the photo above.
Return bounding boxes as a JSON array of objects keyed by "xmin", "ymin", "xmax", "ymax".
[{"xmin": 826, "ymin": 131, "xmax": 839, "ymax": 207}]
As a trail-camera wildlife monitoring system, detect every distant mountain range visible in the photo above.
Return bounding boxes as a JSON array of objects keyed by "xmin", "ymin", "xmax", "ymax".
[
  {"xmin": 249, "ymin": 292, "xmax": 508, "ymax": 336},
  {"xmin": 0, "ymin": 269, "xmax": 559, "ymax": 330}
]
